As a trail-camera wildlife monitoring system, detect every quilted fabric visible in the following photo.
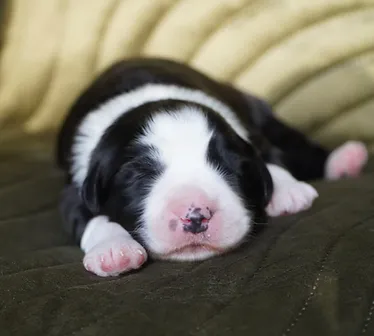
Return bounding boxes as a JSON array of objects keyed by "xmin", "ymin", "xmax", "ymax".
[
  {"xmin": 0, "ymin": 0, "xmax": 374, "ymax": 150},
  {"xmin": 1, "ymin": 138, "xmax": 374, "ymax": 336}
]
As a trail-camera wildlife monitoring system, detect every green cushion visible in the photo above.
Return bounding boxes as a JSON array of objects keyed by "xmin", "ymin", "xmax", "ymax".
[{"xmin": 1, "ymin": 137, "xmax": 374, "ymax": 336}]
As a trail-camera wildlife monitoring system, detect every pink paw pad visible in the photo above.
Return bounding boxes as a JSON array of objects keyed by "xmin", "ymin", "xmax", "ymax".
[
  {"xmin": 99, "ymin": 251, "xmax": 130, "ymax": 273},
  {"xmin": 326, "ymin": 141, "xmax": 368, "ymax": 180},
  {"xmin": 83, "ymin": 236, "xmax": 147, "ymax": 277}
]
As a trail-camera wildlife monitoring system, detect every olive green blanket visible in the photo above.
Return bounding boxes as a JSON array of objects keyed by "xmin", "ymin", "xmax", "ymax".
[
  {"xmin": 1, "ymin": 1, "xmax": 374, "ymax": 334},
  {"xmin": 0, "ymin": 138, "xmax": 373, "ymax": 336}
]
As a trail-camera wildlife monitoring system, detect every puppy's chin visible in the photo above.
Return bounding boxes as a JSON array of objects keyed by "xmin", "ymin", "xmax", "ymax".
[
  {"xmin": 151, "ymin": 243, "xmax": 226, "ymax": 262},
  {"xmin": 146, "ymin": 233, "xmax": 248, "ymax": 262}
]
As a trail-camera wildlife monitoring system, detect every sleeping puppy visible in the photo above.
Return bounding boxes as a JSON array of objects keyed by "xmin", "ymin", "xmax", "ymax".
[{"xmin": 57, "ymin": 58, "xmax": 368, "ymax": 277}]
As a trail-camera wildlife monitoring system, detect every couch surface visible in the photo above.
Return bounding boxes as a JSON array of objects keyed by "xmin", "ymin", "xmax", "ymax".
[
  {"xmin": 1, "ymin": 0, "xmax": 374, "ymax": 150},
  {"xmin": 1, "ymin": 1, "xmax": 374, "ymax": 335},
  {"xmin": 1, "ymin": 137, "xmax": 374, "ymax": 336}
]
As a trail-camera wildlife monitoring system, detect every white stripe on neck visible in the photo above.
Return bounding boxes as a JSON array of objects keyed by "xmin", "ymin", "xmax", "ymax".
[{"xmin": 71, "ymin": 83, "xmax": 249, "ymax": 186}]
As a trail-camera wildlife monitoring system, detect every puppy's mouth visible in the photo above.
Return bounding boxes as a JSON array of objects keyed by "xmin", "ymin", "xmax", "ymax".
[{"xmin": 160, "ymin": 243, "xmax": 225, "ymax": 259}]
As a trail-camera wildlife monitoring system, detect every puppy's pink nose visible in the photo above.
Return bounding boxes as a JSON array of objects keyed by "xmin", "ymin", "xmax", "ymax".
[
  {"xmin": 181, "ymin": 207, "xmax": 212, "ymax": 234},
  {"xmin": 167, "ymin": 186, "xmax": 216, "ymax": 233}
]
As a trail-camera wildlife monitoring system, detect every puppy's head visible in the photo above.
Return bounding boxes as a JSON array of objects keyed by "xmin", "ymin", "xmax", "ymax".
[{"xmin": 82, "ymin": 102, "xmax": 272, "ymax": 261}]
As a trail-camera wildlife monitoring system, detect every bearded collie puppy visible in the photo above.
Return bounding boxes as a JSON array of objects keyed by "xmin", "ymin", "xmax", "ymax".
[{"xmin": 56, "ymin": 58, "xmax": 368, "ymax": 277}]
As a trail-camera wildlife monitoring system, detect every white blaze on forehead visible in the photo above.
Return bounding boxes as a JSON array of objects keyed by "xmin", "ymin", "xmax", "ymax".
[
  {"xmin": 139, "ymin": 108, "xmax": 213, "ymax": 168},
  {"xmin": 71, "ymin": 84, "xmax": 248, "ymax": 187}
]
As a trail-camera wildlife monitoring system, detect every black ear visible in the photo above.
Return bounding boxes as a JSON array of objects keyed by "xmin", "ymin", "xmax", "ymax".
[
  {"xmin": 80, "ymin": 145, "xmax": 124, "ymax": 215},
  {"xmin": 254, "ymin": 157, "xmax": 273, "ymax": 207},
  {"xmin": 240, "ymin": 152, "xmax": 273, "ymax": 209},
  {"xmin": 80, "ymin": 162, "xmax": 107, "ymax": 215}
]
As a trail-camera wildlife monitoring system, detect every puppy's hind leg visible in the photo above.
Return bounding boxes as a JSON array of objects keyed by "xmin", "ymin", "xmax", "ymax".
[
  {"xmin": 325, "ymin": 141, "xmax": 368, "ymax": 180},
  {"xmin": 256, "ymin": 106, "xmax": 368, "ymax": 181},
  {"xmin": 265, "ymin": 140, "xmax": 368, "ymax": 217}
]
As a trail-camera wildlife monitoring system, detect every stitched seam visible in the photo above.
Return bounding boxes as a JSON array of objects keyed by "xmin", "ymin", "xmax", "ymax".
[
  {"xmin": 361, "ymin": 298, "xmax": 374, "ymax": 334},
  {"xmin": 282, "ymin": 252, "xmax": 328, "ymax": 335},
  {"xmin": 282, "ymin": 215, "xmax": 374, "ymax": 336}
]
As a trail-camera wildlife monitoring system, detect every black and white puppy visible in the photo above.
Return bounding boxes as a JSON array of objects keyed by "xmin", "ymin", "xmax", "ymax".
[{"xmin": 57, "ymin": 58, "xmax": 368, "ymax": 277}]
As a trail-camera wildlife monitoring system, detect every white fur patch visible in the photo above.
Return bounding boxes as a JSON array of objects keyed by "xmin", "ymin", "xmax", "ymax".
[
  {"xmin": 71, "ymin": 84, "xmax": 248, "ymax": 186},
  {"xmin": 80, "ymin": 216, "xmax": 129, "ymax": 252},
  {"xmin": 81, "ymin": 216, "xmax": 147, "ymax": 277},
  {"xmin": 140, "ymin": 107, "xmax": 213, "ymax": 167},
  {"xmin": 266, "ymin": 164, "xmax": 318, "ymax": 217},
  {"xmin": 137, "ymin": 108, "xmax": 251, "ymax": 257}
]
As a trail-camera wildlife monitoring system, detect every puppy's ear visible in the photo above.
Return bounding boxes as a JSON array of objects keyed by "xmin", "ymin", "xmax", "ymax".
[
  {"xmin": 80, "ymin": 146, "xmax": 123, "ymax": 215},
  {"xmin": 80, "ymin": 162, "xmax": 107, "ymax": 215},
  {"xmin": 254, "ymin": 157, "xmax": 273, "ymax": 207},
  {"xmin": 240, "ymin": 152, "xmax": 273, "ymax": 209}
]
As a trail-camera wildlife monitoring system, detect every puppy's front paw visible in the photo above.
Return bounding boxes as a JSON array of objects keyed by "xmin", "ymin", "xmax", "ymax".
[
  {"xmin": 266, "ymin": 181, "xmax": 318, "ymax": 217},
  {"xmin": 83, "ymin": 235, "xmax": 147, "ymax": 277},
  {"xmin": 325, "ymin": 141, "xmax": 368, "ymax": 180}
]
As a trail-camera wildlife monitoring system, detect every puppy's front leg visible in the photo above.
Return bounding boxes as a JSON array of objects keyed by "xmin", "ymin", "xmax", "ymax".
[
  {"xmin": 81, "ymin": 216, "xmax": 147, "ymax": 277},
  {"xmin": 266, "ymin": 164, "xmax": 318, "ymax": 217}
]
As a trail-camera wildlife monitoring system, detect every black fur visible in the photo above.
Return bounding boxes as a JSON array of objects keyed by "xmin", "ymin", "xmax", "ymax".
[{"xmin": 57, "ymin": 58, "xmax": 330, "ymax": 247}]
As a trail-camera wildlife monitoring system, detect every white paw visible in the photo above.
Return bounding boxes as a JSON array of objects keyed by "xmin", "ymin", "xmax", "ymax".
[
  {"xmin": 83, "ymin": 235, "xmax": 147, "ymax": 277},
  {"xmin": 325, "ymin": 141, "xmax": 368, "ymax": 180},
  {"xmin": 266, "ymin": 181, "xmax": 318, "ymax": 217}
]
